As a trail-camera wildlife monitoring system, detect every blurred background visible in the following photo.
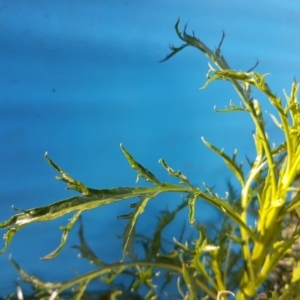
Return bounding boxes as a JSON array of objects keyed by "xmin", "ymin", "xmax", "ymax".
[{"xmin": 1, "ymin": 0, "xmax": 300, "ymax": 296}]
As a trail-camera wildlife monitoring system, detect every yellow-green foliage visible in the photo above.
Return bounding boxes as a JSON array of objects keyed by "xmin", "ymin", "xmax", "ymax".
[{"xmin": 2, "ymin": 19, "xmax": 300, "ymax": 300}]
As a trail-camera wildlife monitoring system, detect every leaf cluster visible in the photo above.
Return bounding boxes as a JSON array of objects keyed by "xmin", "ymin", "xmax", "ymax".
[{"xmin": 2, "ymin": 19, "xmax": 300, "ymax": 300}]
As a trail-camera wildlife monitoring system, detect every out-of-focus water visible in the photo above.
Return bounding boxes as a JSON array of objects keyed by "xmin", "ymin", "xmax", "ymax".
[{"xmin": 1, "ymin": 0, "xmax": 300, "ymax": 296}]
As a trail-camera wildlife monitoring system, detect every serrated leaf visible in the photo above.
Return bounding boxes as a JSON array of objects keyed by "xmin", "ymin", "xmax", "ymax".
[
  {"xmin": 202, "ymin": 182, "xmax": 216, "ymax": 197},
  {"xmin": 10, "ymin": 256, "xmax": 60, "ymax": 291},
  {"xmin": 41, "ymin": 210, "xmax": 82, "ymax": 260},
  {"xmin": 0, "ymin": 186, "xmax": 162, "ymax": 256},
  {"xmin": 201, "ymin": 137, "xmax": 244, "ymax": 186},
  {"xmin": 71, "ymin": 217, "xmax": 105, "ymax": 267},
  {"xmin": 195, "ymin": 190, "xmax": 257, "ymax": 242},
  {"xmin": 120, "ymin": 193, "xmax": 158, "ymax": 261},
  {"xmin": 214, "ymin": 99, "xmax": 248, "ymax": 113},
  {"xmin": 159, "ymin": 159, "xmax": 194, "ymax": 188},
  {"xmin": 120, "ymin": 144, "xmax": 162, "ymax": 185},
  {"xmin": 45, "ymin": 153, "xmax": 90, "ymax": 195},
  {"xmin": 151, "ymin": 201, "xmax": 187, "ymax": 258}
]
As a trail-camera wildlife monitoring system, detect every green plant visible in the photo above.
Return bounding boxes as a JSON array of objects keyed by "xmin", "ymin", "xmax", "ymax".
[{"xmin": 2, "ymin": 19, "xmax": 300, "ymax": 300}]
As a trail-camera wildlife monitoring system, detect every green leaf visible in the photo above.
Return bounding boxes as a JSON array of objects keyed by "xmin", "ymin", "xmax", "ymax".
[
  {"xmin": 120, "ymin": 193, "xmax": 158, "ymax": 261},
  {"xmin": 0, "ymin": 227, "xmax": 20, "ymax": 254},
  {"xmin": 71, "ymin": 217, "xmax": 105, "ymax": 267},
  {"xmin": 120, "ymin": 144, "xmax": 162, "ymax": 185},
  {"xmin": 201, "ymin": 137, "xmax": 244, "ymax": 186},
  {"xmin": 45, "ymin": 153, "xmax": 91, "ymax": 195},
  {"xmin": 159, "ymin": 159, "xmax": 194, "ymax": 188},
  {"xmin": 188, "ymin": 193, "xmax": 197, "ymax": 224},
  {"xmin": 214, "ymin": 99, "xmax": 248, "ymax": 113},
  {"xmin": 10, "ymin": 256, "xmax": 61, "ymax": 291},
  {"xmin": 159, "ymin": 19, "xmax": 189, "ymax": 63},
  {"xmin": 195, "ymin": 190, "xmax": 257, "ymax": 242},
  {"xmin": 151, "ymin": 200, "xmax": 187, "ymax": 258},
  {"xmin": 41, "ymin": 210, "xmax": 83, "ymax": 260},
  {"xmin": 0, "ymin": 186, "xmax": 164, "ymax": 255}
]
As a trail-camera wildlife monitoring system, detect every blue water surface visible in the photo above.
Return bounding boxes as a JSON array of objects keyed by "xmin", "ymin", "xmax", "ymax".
[{"xmin": 1, "ymin": 0, "xmax": 300, "ymax": 296}]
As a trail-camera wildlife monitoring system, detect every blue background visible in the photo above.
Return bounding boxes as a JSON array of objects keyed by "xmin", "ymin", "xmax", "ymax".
[{"xmin": 1, "ymin": 0, "xmax": 300, "ymax": 296}]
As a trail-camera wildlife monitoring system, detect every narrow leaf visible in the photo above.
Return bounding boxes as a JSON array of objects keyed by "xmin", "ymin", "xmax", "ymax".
[
  {"xmin": 0, "ymin": 186, "xmax": 163, "ymax": 254},
  {"xmin": 0, "ymin": 227, "xmax": 20, "ymax": 254},
  {"xmin": 71, "ymin": 217, "xmax": 105, "ymax": 267},
  {"xmin": 120, "ymin": 193, "xmax": 158, "ymax": 261},
  {"xmin": 117, "ymin": 212, "xmax": 134, "ymax": 219},
  {"xmin": 120, "ymin": 144, "xmax": 162, "ymax": 185},
  {"xmin": 159, "ymin": 159, "xmax": 194, "ymax": 188},
  {"xmin": 195, "ymin": 190, "xmax": 257, "ymax": 242},
  {"xmin": 201, "ymin": 137, "xmax": 244, "ymax": 186},
  {"xmin": 268, "ymin": 112, "xmax": 283, "ymax": 129},
  {"xmin": 188, "ymin": 193, "xmax": 197, "ymax": 224},
  {"xmin": 45, "ymin": 153, "xmax": 91, "ymax": 195},
  {"xmin": 41, "ymin": 210, "xmax": 83, "ymax": 260},
  {"xmin": 151, "ymin": 200, "xmax": 187, "ymax": 258}
]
